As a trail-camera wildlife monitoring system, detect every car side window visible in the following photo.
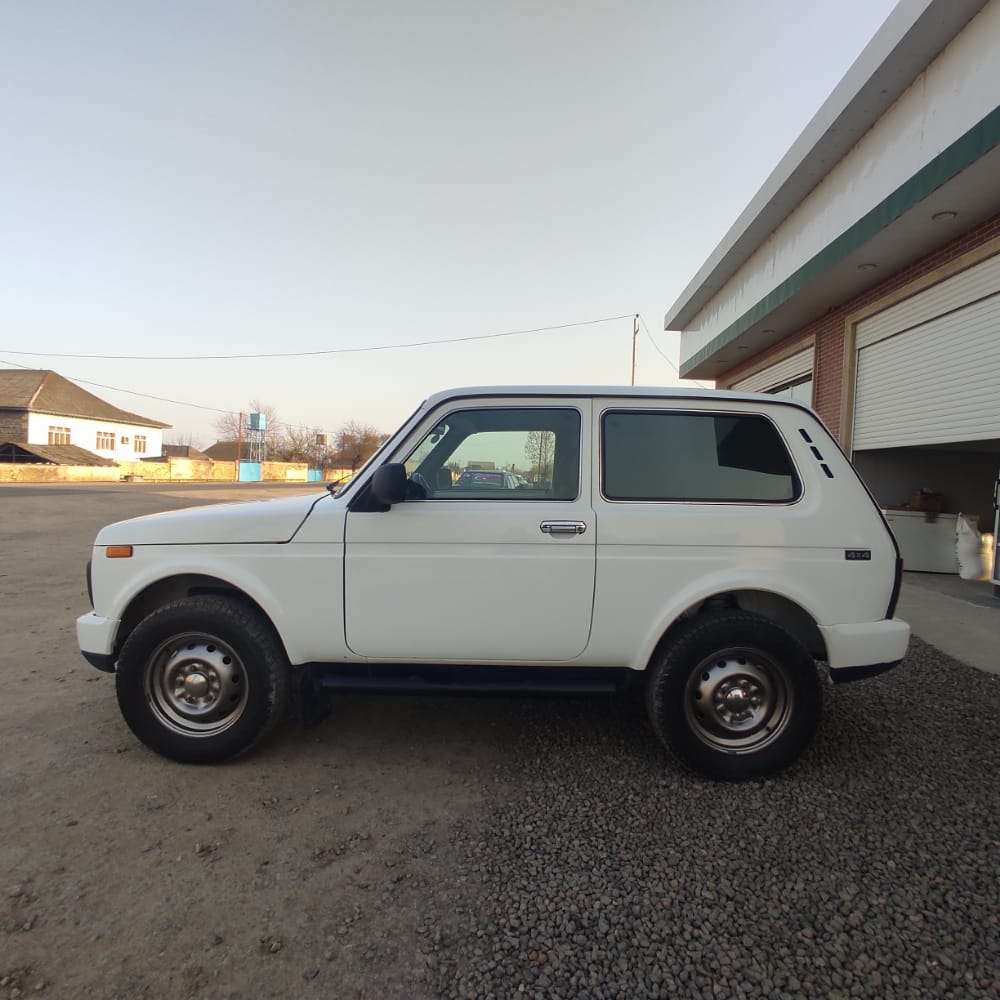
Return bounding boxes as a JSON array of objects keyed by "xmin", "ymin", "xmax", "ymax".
[
  {"xmin": 602, "ymin": 409, "xmax": 800, "ymax": 503},
  {"xmin": 403, "ymin": 407, "xmax": 581, "ymax": 500}
]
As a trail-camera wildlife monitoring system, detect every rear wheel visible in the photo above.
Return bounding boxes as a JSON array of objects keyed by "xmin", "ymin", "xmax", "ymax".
[
  {"xmin": 646, "ymin": 610, "xmax": 821, "ymax": 780},
  {"xmin": 116, "ymin": 596, "xmax": 290, "ymax": 763}
]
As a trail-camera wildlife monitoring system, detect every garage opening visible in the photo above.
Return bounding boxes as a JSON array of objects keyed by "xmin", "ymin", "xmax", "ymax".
[{"xmin": 853, "ymin": 443, "xmax": 998, "ymax": 586}]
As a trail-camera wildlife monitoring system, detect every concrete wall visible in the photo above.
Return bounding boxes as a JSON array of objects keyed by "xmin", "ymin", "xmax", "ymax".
[
  {"xmin": 125, "ymin": 459, "xmax": 309, "ymax": 481},
  {"xmin": 0, "ymin": 459, "xmax": 235, "ymax": 483},
  {"xmin": 323, "ymin": 467, "xmax": 355, "ymax": 484},
  {"xmin": 26, "ymin": 412, "xmax": 164, "ymax": 462},
  {"xmin": 0, "ymin": 457, "xmax": 313, "ymax": 484},
  {"xmin": 206, "ymin": 461, "xmax": 238, "ymax": 481},
  {"xmin": 262, "ymin": 462, "xmax": 308, "ymax": 482},
  {"xmin": 0, "ymin": 464, "xmax": 119, "ymax": 483},
  {"xmin": 124, "ymin": 461, "xmax": 171, "ymax": 479},
  {"xmin": 122, "ymin": 459, "xmax": 238, "ymax": 481},
  {"xmin": 855, "ymin": 447, "xmax": 999, "ymax": 532},
  {"xmin": 681, "ymin": 0, "xmax": 1000, "ymax": 361}
]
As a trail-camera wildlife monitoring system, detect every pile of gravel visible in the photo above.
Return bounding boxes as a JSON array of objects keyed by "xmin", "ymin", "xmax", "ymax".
[{"xmin": 430, "ymin": 639, "xmax": 999, "ymax": 1000}]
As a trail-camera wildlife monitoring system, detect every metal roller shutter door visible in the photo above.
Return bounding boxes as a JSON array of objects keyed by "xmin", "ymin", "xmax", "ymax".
[
  {"xmin": 856, "ymin": 252, "xmax": 1000, "ymax": 351},
  {"xmin": 733, "ymin": 346, "xmax": 814, "ymax": 392},
  {"xmin": 853, "ymin": 288, "xmax": 1000, "ymax": 449}
]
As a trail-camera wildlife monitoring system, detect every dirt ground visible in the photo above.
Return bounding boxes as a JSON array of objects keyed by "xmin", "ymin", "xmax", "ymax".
[
  {"xmin": 1, "ymin": 483, "xmax": 997, "ymax": 1000},
  {"xmin": 0, "ymin": 484, "xmax": 491, "ymax": 1000}
]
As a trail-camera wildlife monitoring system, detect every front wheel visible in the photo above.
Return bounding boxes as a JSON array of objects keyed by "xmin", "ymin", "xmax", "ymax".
[
  {"xmin": 646, "ymin": 611, "xmax": 821, "ymax": 781},
  {"xmin": 115, "ymin": 596, "xmax": 290, "ymax": 763}
]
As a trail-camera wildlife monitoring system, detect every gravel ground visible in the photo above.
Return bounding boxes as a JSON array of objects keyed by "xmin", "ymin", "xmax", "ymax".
[
  {"xmin": 429, "ymin": 640, "xmax": 1000, "ymax": 1000},
  {"xmin": 2, "ymin": 485, "xmax": 998, "ymax": 1000}
]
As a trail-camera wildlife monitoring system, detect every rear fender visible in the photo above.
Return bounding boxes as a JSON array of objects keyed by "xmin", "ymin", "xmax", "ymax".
[{"xmin": 632, "ymin": 570, "xmax": 827, "ymax": 671}]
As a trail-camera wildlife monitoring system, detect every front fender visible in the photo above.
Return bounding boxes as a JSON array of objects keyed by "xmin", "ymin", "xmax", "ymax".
[{"xmin": 93, "ymin": 542, "xmax": 352, "ymax": 665}]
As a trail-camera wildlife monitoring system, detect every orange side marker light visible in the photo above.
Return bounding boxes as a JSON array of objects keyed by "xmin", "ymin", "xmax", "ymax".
[{"xmin": 106, "ymin": 545, "xmax": 133, "ymax": 558}]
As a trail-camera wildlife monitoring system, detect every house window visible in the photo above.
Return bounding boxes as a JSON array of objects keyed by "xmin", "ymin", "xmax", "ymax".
[
  {"xmin": 96, "ymin": 431, "xmax": 116, "ymax": 451},
  {"xmin": 48, "ymin": 426, "xmax": 71, "ymax": 445},
  {"xmin": 134, "ymin": 434, "xmax": 147, "ymax": 454},
  {"xmin": 120, "ymin": 436, "xmax": 130, "ymax": 445}
]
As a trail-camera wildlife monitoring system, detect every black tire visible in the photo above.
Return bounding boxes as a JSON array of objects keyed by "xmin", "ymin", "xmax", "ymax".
[
  {"xmin": 646, "ymin": 610, "xmax": 821, "ymax": 781},
  {"xmin": 115, "ymin": 595, "xmax": 290, "ymax": 764}
]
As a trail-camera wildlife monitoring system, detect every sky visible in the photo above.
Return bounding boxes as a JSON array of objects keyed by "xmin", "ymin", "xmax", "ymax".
[{"xmin": 1, "ymin": 0, "xmax": 898, "ymax": 445}]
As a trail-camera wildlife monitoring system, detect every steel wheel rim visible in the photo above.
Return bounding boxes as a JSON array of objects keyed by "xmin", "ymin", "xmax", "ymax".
[
  {"xmin": 144, "ymin": 632, "xmax": 249, "ymax": 738},
  {"xmin": 684, "ymin": 646, "xmax": 793, "ymax": 755}
]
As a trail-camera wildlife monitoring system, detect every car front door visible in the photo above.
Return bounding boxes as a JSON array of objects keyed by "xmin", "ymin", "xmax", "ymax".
[{"xmin": 344, "ymin": 399, "xmax": 595, "ymax": 661}]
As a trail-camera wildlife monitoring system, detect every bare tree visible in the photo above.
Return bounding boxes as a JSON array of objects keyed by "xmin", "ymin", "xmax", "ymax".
[
  {"xmin": 213, "ymin": 400, "xmax": 282, "ymax": 442},
  {"xmin": 332, "ymin": 420, "xmax": 387, "ymax": 472},
  {"xmin": 271, "ymin": 425, "xmax": 332, "ymax": 467},
  {"xmin": 208, "ymin": 405, "xmax": 384, "ymax": 470},
  {"xmin": 524, "ymin": 430, "xmax": 555, "ymax": 484},
  {"xmin": 163, "ymin": 430, "xmax": 203, "ymax": 449}
]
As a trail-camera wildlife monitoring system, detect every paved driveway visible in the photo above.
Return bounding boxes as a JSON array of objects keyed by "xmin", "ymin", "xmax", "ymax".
[
  {"xmin": 898, "ymin": 571, "xmax": 999, "ymax": 675},
  {"xmin": 1, "ymin": 485, "xmax": 997, "ymax": 999}
]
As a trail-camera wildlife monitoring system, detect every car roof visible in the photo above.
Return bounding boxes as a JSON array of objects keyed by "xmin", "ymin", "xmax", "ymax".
[{"xmin": 423, "ymin": 384, "xmax": 793, "ymax": 408}]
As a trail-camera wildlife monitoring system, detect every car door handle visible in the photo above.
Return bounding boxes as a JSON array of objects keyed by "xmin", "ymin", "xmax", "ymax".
[{"xmin": 540, "ymin": 520, "xmax": 587, "ymax": 536}]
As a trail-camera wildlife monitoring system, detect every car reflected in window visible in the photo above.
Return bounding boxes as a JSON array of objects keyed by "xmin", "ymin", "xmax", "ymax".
[{"xmin": 456, "ymin": 469, "xmax": 516, "ymax": 490}]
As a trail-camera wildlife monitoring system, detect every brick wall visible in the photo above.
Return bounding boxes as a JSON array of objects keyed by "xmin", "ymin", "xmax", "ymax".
[
  {"xmin": 718, "ymin": 211, "xmax": 1000, "ymax": 440},
  {"xmin": 0, "ymin": 411, "xmax": 28, "ymax": 442}
]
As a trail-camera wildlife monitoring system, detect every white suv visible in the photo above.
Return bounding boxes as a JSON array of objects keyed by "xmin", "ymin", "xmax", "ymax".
[{"xmin": 77, "ymin": 386, "xmax": 909, "ymax": 780}]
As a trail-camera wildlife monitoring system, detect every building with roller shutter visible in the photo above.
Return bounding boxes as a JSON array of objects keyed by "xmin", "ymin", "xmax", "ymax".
[{"xmin": 666, "ymin": 0, "xmax": 1000, "ymax": 539}]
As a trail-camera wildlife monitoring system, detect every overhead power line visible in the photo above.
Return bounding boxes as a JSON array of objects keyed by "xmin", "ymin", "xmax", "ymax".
[
  {"xmin": 0, "ymin": 314, "xmax": 636, "ymax": 361},
  {"xmin": 0, "ymin": 311, "xmax": 641, "ymax": 429},
  {"xmin": 0, "ymin": 313, "xmax": 711, "ymax": 426},
  {"xmin": 0, "ymin": 354, "xmax": 359, "ymax": 438},
  {"xmin": 637, "ymin": 314, "xmax": 713, "ymax": 390},
  {"xmin": 0, "ymin": 356, "xmax": 236, "ymax": 416},
  {"xmin": 0, "ymin": 356, "xmax": 324, "ymax": 435}
]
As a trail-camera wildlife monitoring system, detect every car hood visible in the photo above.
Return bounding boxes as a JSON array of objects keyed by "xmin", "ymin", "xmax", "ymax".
[{"xmin": 95, "ymin": 492, "xmax": 329, "ymax": 546}]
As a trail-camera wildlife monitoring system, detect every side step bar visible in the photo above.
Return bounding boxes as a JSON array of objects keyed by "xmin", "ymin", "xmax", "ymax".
[{"xmin": 301, "ymin": 663, "xmax": 631, "ymax": 698}]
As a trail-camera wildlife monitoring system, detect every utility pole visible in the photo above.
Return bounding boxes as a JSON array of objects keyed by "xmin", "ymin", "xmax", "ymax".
[
  {"xmin": 235, "ymin": 411, "xmax": 244, "ymax": 482},
  {"xmin": 630, "ymin": 314, "xmax": 639, "ymax": 386}
]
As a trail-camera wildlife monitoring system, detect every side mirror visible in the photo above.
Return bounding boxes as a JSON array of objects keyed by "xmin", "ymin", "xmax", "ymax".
[{"xmin": 370, "ymin": 463, "xmax": 408, "ymax": 507}]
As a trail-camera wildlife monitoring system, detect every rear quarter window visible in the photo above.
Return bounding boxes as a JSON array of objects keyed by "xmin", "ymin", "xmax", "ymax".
[{"xmin": 602, "ymin": 410, "xmax": 800, "ymax": 503}]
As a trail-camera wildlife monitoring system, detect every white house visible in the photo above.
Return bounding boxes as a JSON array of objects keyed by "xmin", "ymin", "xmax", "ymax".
[{"xmin": 0, "ymin": 369, "xmax": 169, "ymax": 462}]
